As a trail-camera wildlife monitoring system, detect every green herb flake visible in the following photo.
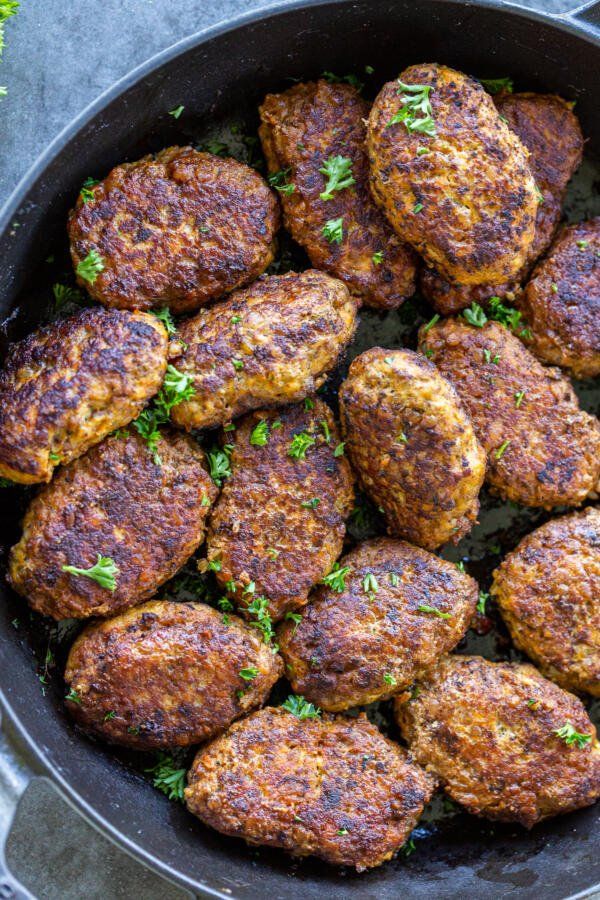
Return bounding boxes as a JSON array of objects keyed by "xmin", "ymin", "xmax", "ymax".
[
  {"xmin": 479, "ymin": 76, "xmax": 513, "ymax": 95},
  {"xmin": 232, "ymin": 358, "xmax": 244, "ymax": 371},
  {"xmin": 333, "ymin": 442, "xmax": 345, "ymax": 457},
  {"xmin": 319, "ymin": 155, "xmax": 355, "ymax": 201},
  {"xmin": 103, "ymin": 710, "xmax": 116, "ymax": 721},
  {"xmin": 207, "ymin": 446, "xmax": 232, "ymax": 486},
  {"xmin": 150, "ymin": 307, "xmax": 177, "ymax": 335},
  {"xmin": 62, "ymin": 554, "xmax": 119, "ymax": 591},
  {"xmin": 288, "ymin": 431, "xmax": 316, "ymax": 460},
  {"xmin": 417, "ymin": 603, "xmax": 451, "ymax": 619},
  {"xmin": 168, "ymin": 105, "xmax": 185, "ymax": 119},
  {"xmin": 65, "ymin": 688, "xmax": 82, "ymax": 704},
  {"xmin": 304, "ymin": 397, "xmax": 314, "ymax": 411},
  {"xmin": 76, "ymin": 249, "xmax": 105, "ymax": 284},
  {"xmin": 577, "ymin": 240, "xmax": 589, "ymax": 250},
  {"xmin": 372, "ymin": 250, "xmax": 384, "ymax": 265},
  {"xmin": 422, "ymin": 313, "xmax": 440, "ymax": 333},
  {"xmin": 413, "ymin": 202, "xmax": 424, "ymax": 214},
  {"xmin": 362, "ymin": 572, "xmax": 378, "ymax": 594},
  {"xmin": 495, "ymin": 439, "xmax": 511, "ymax": 460},
  {"xmin": 477, "ymin": 591, "xmax": 489, "ymax": 615},
  {"xmin": 321, "ymin": 70, "xmax": 364, "ymax": 92},
  {"xmin": 322, "ymin": 216, "xmax": 344, "ymax": 244},
  {"xmin": 463, "ymin": 302, "xmax": 487, "ymax": 328},
  {"xmin": 388, "ymin": 79, "xmax": 436, "ymax": 136},
  {"xmin": 80, "ymin": 177, "xmax": 99, "ymax": 204},
  {"xmin": 514, "ymin": 390, "xmax": 526, "ymax": 408},
  {"xmin": 301, "ymin": 498, "xmax": 320, "ymax": 509},
  {"xmin": 321, "ymin": 562, "xmax": 350, "ymax": 592},
  {"xmin": 145, "ymin": 752, "xmax": 187, "ymax": 801},
  {"xmin": 553, "ymin": 723, "xmax": 592, "ymax": 749},
  {"xmin": 268, "ymin": 167, "xmax": 295, "ymax": 195},
  {"xmin": 383, "ymin": 672, "xmax": 397, "ymax": 686},
  {"xmin": 239, "ymin": 666, "xmax": 259, "ymax": 681},
  {"xmin": 389, "ymin": 572, "xmax": 399, "ymax": 587},
  {"xmin": 250, "ymin": 419, "xmax": 270, "ymax": 446},
  {"xmin": 551, "ymin": 282, "xmax": 558, "ymax": 293},
  {"xmin": 281, "ymin": 694, "xmax": 321, "ymax": 719}
]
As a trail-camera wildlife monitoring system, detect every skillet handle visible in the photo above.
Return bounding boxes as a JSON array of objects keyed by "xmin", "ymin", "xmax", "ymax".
[
  {"xmin": 0, "ymin": 720, "xmax": 37, "ymax": 900},
  {"xmin": 558, "ymin": 0, "xmax": 600, "ymax": 32}
]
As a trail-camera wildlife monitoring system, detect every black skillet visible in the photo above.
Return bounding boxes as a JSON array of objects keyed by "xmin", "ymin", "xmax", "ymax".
[{"xmin": 1, "ymin": 1, "xmax": 599, "ymax": 897}]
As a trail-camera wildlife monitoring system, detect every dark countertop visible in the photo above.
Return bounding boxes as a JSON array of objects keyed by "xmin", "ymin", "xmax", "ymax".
[{"xmin": 0, "ymin": 0, "xmax": 584, "ymax": 898}]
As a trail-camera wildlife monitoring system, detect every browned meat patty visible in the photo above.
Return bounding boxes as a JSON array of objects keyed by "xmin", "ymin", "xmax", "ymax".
[
  {"xmin": 420, "ymin": 92, "xmax": 583, "ymax": 314},
  {"xmin": 367, "ymin": 64, "xmax": 537, "ymax": 286},
  {"xmin": 0, "ymin": 307, "xmax": 167, "ymax": 484},
  {"xmin": 68, "ymin": 146, "xmax": 279, "ymax": 314},
  {"xmin": 207, "ymin": 399, "xmax": 354, "ymax": 622},
  {"xmin": 395, "ymin": 655, "xmax": 600, "ymax": 827},
  {"xmin": 278, "ymin": 538, "xmax": 478, "ymax": 711},
  {"xmin": 64, "ymin": 600, "xmax": 283, "ymax": 749},
  {"xmin": 8, "ymin": 429, "xmax": 217, "ymax": 619},
  {"xmin": 258, "ymin": 80, "xmax": 417, "ymax": 310},
  {"xmin": 420, "ymin": 318, "xmax": 600, "ymax": 508},
  {"xmin": 185, "ymin": 706, "xmax": 435, "ymax": 870},
  {"xmin": 338, "ymin": 348, "xmax": 486, "ymax": 549},
  {"xmin": 519, "ymin": 219, "xmax": 600, "ymax": 378},
  {"xmin": 491, "ymin": 507, "xmax": 600, "ymax": 697},
  {"xmin": 170, "ymin": 270, "xmax": 357, "ymax": 431}
]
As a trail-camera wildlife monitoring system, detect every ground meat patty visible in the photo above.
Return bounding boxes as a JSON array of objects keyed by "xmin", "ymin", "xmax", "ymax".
[
  {"xmin": 206, "ymin": 400, "xmax": 354, "ymax": 622},
  {"xmin": 338, "ymin": 348, "xmax": 486, "ymax": 549},
  {"xmin": 420, "ymin": 318, "xmax": 600, "ymax": 508},
  {"xmin": 0, "ymin": 307, "xmax": 167, "ymax": 484},
  {"xmin": 491, "ymin": 507, "xmax": 600, "ymax": 697},
  {"xmin": 68, "ymin": 146, "xmax": 279, "ymax": 313},
  {"xmin": 519, "ymin": 219, "xmax": 600, "ymax": 378},
  {"xmin": 367, "ymin": 64, "xmax": 537, "ymax": 286},
  {"xmin": 170, "ymin": 270, "xmax": 357, "ymax": 430},
  {"xmin": 259, "ymin": 80, "xmax": 417, "ymax": 309},
  {"xmin": 395, "ymin": 655, "xmax": 600, "ymax": 827},
  {"xmin": 64, "ymin": 600, "xmax": 283, "ymax": 749},
  {"xmin": 278, "ymin": 538, "xmax": 478, "ymax": 710},
  {"xmin": 420, "ymin": 91, "xmax": 583, "ymax": 314},
  {"xmin": 184, "ymin": 706, "xmax": 436, "ymax": 870},
  {"xmin": 8, "ymin": 429, "xmax": 217, "ymax": 619}
]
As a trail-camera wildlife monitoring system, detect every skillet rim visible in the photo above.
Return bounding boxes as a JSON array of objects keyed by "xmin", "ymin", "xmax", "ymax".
[{"xmin": 1, "ymin": 0, "xmax": 599, "ymax": 896}]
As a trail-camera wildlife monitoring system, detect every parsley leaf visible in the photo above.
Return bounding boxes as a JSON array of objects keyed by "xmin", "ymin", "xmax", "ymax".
[
  {"xmin": 239, "ymin": 666, "xmax": 259, "ymax": 681},
  {"xmin": 383, "ymin": 673, "xmax": 397, "ymax": 686},
  {"xmin": 133, "ymin": 364, "xmax": 195, "ymax": 462},
  {"xmin": 319, "ymin": 155, "xmax": 355, "ymax": 201},
  {"xmin": 80, "ymin": 176, "xmax": 99, "ymax": 204},
  {"xmin": 495, "ymin": 439, "xmax": 511, "ymax": 460},
  {"xmin": 65, "ymin": 688, "xmax": 81, "ymax": 704},
  {"xmin": 145, "ymin": 753, "xmax": 187, "ymax": 801},
  {"xmin": 250, "ymin": 419, "xmax": 270, "ymax": 446},
  {"xmin": 463, "ymin": 302, "xmax": 487, "ymax": 327},
  {"xmin": 553, "ymin": 723, "xmax": 592, "ymax": 749},
  {"xmin": 281, "ymin": 694, "xmax": 321, "ymax": 719},
  {"xmin": 362, "ymin": 572, "xmax": 378, "ymax": 594},
  {"xmin": 288, "ymin": 431, "xmax": 316, "ymax": 459},
  {"xmin": 388, "ymin": 79, "xmax": 436, "ymax": 136},
  {"xmin": 268, "ymin": 168, "xmax": 295, "ymax": 195},
  {"xmin": 372, "ymin": 251, "xmax": 384, "ymax": 265},
  {"xmin": 322, "ymin": 217, "xmax": 344, "ymax": 244},
  {"xmin": 321, "ymin": 562, "xmax": 350, "ymax": 592},
  {"xmin": 62, "ymin": 554, "xmax": 119, "ymax": 591},
  {"xmin": 53, "ymin": 282, "xmax": 85, "ymax": 312},
  {"xmin": 301, "ymin": 498, "xmax": 320, "ymax": 509},
  {"xmin": 207, "ymin": 446, "xmax": 232, "ymax": 486},
  {"xmin": 150, "ymin": 307, "xmax": 177, "ymax": 335},
  {"xmin": 76, "ymin": 249, "xmax": 105, "ymax": 284},
  {"xmin": 479, "ymin": 76, "xmax": 513, "ymax": 95},
  {"xmin": 244, "ymin": 594, "xmax": 276, "ymax": 645},
  {"xmin": 477, "ymin": 591, "xmax": 489, "ymax": 614},
  {"xmin": 168, "ymin": 105, "xmax": 184, "ymax": 119},
  {"xmin": 321, "ymin": 70, "xmax": 364, "ymax": 92},
  {"xmin": 417, "ymin": 603, "xmax": 451, "ymax": 619}
]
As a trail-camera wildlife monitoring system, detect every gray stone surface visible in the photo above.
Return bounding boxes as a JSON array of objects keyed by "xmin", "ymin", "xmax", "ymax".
[{"xmin": 0, "ymin": 0, "xmax": 590, "ymax": 898}]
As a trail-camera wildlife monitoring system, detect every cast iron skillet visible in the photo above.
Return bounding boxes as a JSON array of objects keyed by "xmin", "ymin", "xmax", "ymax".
[{"xmin": 1, "ymin": 1, "xmax": 599, "ymax": 897}]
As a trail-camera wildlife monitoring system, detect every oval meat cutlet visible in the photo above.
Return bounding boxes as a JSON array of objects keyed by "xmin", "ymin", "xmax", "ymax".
[
  {"xmin": 68, "ymin": 146, "xmax": 280, "ymax": 313},
  {"xmin": 491, "ymin": 507, "xmax": 600, "ymax": 697},
  {"xmin": 8, "ymin": 429, "xmax": 217, "ymax": 620},
  {"xmin": 338, "ymin": 348, "xmax": 486, "ymax": 549},
  {"xmin": 395, "ymin": 655, "xmax": 600, "ymax": 827},
  {"xmin": 420, "ymin": 318, "xmax": 600, "ymax": 508},
  {"xmin": 64, "ymin": 600, "xmax": 283, "ymax": 749},
  {"xmin": 367, "ymin": 64, "xmax": 538, "ymax": 286},
  {"xmin": 278, "ymin": 537, "xmax": 478, "ymax": 711},
  {"xmin": 0, "ymin": 307, "xmax": 168, "ymax": 484},
  {"xmin": 170, "ymin": 269, "xmax": 358, "ymax": 431},
  {"xmin": 519, "ymin": 218, "xmax": 600, "ymax": 378},
  {"xmin": 259, "ymin": 80, "xmax": 417, "ymax": 310},
  {"xmin": 420, "ymin": 91, "xmax": 583, "ymax": 314},
  {"xmin": 185, "ymin": 706, "xmax": 436, "ymax": 870},
  {"xmin": 206, "ymin": 399, "xmax": 354, "ymax": 622}
]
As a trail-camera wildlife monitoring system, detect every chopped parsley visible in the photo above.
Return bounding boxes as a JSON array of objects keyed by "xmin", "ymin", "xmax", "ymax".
[
  {"xmin": 65, "ymin": 688, "xmax": 82, "ymax": 704},
  {"xmin": 288, "ymin": 431, "xmax": 316, "ymax": 459},
  {"xmin": 239, "ymin": 666, "xmax": 259, "ymax": 681},
  {"xmin": 150, "ymin": 307, "xmax": 177, "ymax": 335},
  {"xmin": 207, "ymin": 446, "xmax": 232, "ymax": 486},
  {"xmin": 103, "ymin": 710, "xmax": 116, "ymax": 721},
  {"xmin": 250, "ymin": 419, "xmax": 270, "ymax": 446},
  {"xmin": 133, "ymin": 364, "xmax": 195, "ymax": 463},
  {"xmin": 268, "ymin": 167, "xmax": 295, "ymax": 195},
  {"xmin": 76, "ymin": 249, "xmax": 105, "ymax": 284},
  {"xmin": 479, "ymin": 76, "xmax": 513, "ymax": 95},
  {"xmin": 483, "ymin": 348, "xmax": 500, "ymax": 364},
  {"xmin": 284, "ymin": 611, "xmax": 302, "ymax": 631},
  {"xmin": 322, "ymin": 217, "xmax": 344, "ymax": 244},
  {"xmin": 230, "ymin": 314, "xmax": 242, "ymax": 324},
  {"xmin": 281, "ymin": 694, "xmax": 321, "ymax": 719},
  {"xmin": 422, "ymin": 313, "xmax": 440, "ymax": 333},
  {"xmin": 304, "ymin": 397, "xmax": 314, "ymax": 411},
  {"xmin": 320, "ymin": 420, "xmax": 331, "ymax": 443},
  {"xmin": 389, "ymin": 572, "xmax": 399, "ymax": 587},
  {"xmin": 336, "ymin": 827, "xmax": 349, "ymax": 836},
  {"xmin": 372, "ymin": 251, "xmax": 384, "ymax": 265},
  {"xmin": 577, "ymin": 239, "xmax": 589, "ymax": 250},
  {"xmin": 383, "ymin": 673, "xmax": 397, "ymax": 686},
  {"xmin": 551, "ymin": 282, "xmax": 558, "ymax": 293},
  {"xmin": 62, "ymin": 554, "xmax": 119, "ymax": 591},
  {"xmin": 53, "ymin": 282, "xmax": 85, "ymax": 311},
  {"xmin": 388, "ymin": 79, "xmax": 436, "ymax": 136},
  {"xmin": 477, "ymin": 591, "xmax": 489, "ymax": 615},
  {"xmin": 321, "ymin": 562, "xmax": 350, "ymax": 592},
  {"xmin": 244, "ymin": 594, "xmax": 276, "ymax": 645},
  {"xmin": 495, "ymin": 439, "xmax": 511, "ymax": 460},
  {"xmin": 168, "ymin": 105, "xmax": 184, "ymax": 119},
  {"xmin": 514, "ymin": 390, "xmax": 525, "ymax": 408},
  {"xmin": 463, "ymin": 302, "xmax": 487, "ymax": 327},
  {"xmin": 553, "ymin": 723, "xmax": 592, "ymax": 749},
  {"xmin": 413, "ymin": 202, "xmax": 424, "ymax": 214},
  {"xmin": 145, "ymin": 753, "xmax": 186, "ymax": 801},
  {"xmin": 456, "ymin": 561, "xmax": 466, "ymax": 573},
  {"xmin": 231, "ymin": 358, "xmax": 244, "ymax": 371},
  {"xmin": 80, "ymin": 177, "xmax": 99, "ymax": 204},
  {"xmin": 396, "ymin": 432, "xmax": 408, "ymax": 444},
  {"xmin": 333, "ymin": 442, "xmax": 345, "ymax": 457},
  {"xmin": 322, "ymin": 70, "xmax": 364, "ymax": 92},
  {"xmin": 319, "ymin": 155, "xmax": 355, "ymax": 201},
  {"xmin": 362, "ymin": 572, "xmax": 378, "ymax": 594},
  {"xmin": 417, "ymin": 603, "xmax": 451, "ymax": 619},
  {"xmin": 301, "ymin": 498, "xmax": 320, "ymax": 509}
]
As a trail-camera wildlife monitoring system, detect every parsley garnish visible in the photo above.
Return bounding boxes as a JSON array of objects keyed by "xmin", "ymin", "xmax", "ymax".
[
  {"xmin": 133, "ymin": 365, "xmax": 195, "ymax": 463},
  {"xmin": 322, "ymin": 70, "xmax": 364, "ymax": 92},
  {"xmin": 80, "ymin": 176, "xmax": 99, "ymax": 204},
  {"xmin": 319, "ymin": 155, "xmax": 355, "ymax": 201},
  {"xmin": 372, "ymin": 251, "xmax": 384, "ymax": 265},
  {"xmin": 288, "ymin": 431, "xmax": 316, "ymax": 459},
  {"xmin": 62, "ymin": 554, "xmax": 119, "ymax": 591},
  {"xmin": 417, "ymin": 604, "xmax": 451, "ymax": 619},
  {"xmin": 304, "ymin": 397, "xmax": 314, "ymax": 411},
  {"xmin": 76, "ymin": 249, "xmax": 105, "ymax": 284},
  {"xmin": 301, "ymin": 498, "xmax": 320, "ymax": 509},
  {"xmin": 362, "ymin": 573, "xmax": 378, "ymax": 594},
  {"xmin": 250, "ymin": 420, "xmax": 270, "ymax": 446},
  {"xmin": 422, "ymin": 313, "xmax": 440, "ymax": 333},
  {"xmin": 103, "ymin": 710, "xmax": 116, "ymax": 721},
  {"xmin": 53, "ymin": 283, "xmax": 85, "ymax": 311},
  {"xmin": 463, "ymin": 302, "xmax": 487, "ymax": 327},
  {"xmin": 333, "ymin": 442, "xmax": 345, "ymax": 457},
  {"xmin": 336, "ymin": 827, "xmax": 349, "ymax": 836},
  {"xmin": 232, "ymin": 358, "xmax": 244, "ymax": 371},
  {"xmin": 388, "ymin": 79, "xmax": 436, "ymax": 136},
  {"xmin": 244, "ymin": 594, "xmax": 276, "ymax": 645},
  {"xmin": 495, "ymin": 439, "xmax": 511, "ymax": 460},
  {"xmin": 322, "ymin": 217, "xmax": 344, "ymax": 244},
  {"xmin": 514, "ymin": 390, "xmax": 525, "ymax": 408},
  {"xmin": 239, "ymin": 666, "xmax": 259, "ymax": 681},
  {"xmin": 268, "ymin": 168, "xmax": 295, "ymax": 195},
  {"xmin": 553, "ymin": 723, "xmax": 592, "ymax": 749},
  {"xmin": 321, "ymin": 562, "xmax": 350, "ymax": 592},
  {"xmin": 281, "ymin": 694, "xmax": 321, "ymax": 719},
  {"xmin": 383, "ymin": 673, "xmax": 397, "ymax": 686},
  {"xmin": 577, "ymin": 239, "xmax": 588, "ymax": 250},
  {"xmin": 150, "ymin": 307, "xmax": 177, "ymax": 335},
  {"xmin": 413, "ymin": 202, "xmax": 424, "ymax": 214},
  {"xmin": 479, "ymin": 76, "xmax": 513, "ymax": 95},
  {"xmin": 389, "ymin": 572, "xmax": 399, "ymax": 587},
  {"xmin": 145, "ymin": 753, "xmax": 186, "ymax": 801},
  {"xmin": 207, "ymin": 446, "xmax": 232, "ymax": 486},
  {"xmin": 168, "ymin": 105, "xmax": 184, "ymax": 119},
  {"xmin": 477, "ymin": 591, "xmax": 489, "ymax": 614},
  {"xmin": 285, "ymin": 611, "xmax": 302, "ymax": 631},
  {"xmin": 65, "ymin": 688, "xmax": 82, "ymax": 704}
]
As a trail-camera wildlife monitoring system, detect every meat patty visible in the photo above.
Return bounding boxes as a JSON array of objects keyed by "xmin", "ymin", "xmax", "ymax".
[
  {"xmin": 184, "ymin": 706, "xmax": 435, "ymax": 870},
  {"xmin": 338, "ymin": 348, "xmax": 486, "ymax": 549},
  {"xmin": 491, "ymin": 507, "xmax": 600, "ymax": 697},
  {"xmin": 519, "ymin": 219, "xmax": 600, "ymax": 378},
  {"xmin": 278, "ymin": 538, "xmax": 478, "ymax": 711},
  {"xmin": 395, "ymin": 655, "xmax": 600, "ymax": 827},
  {"xmin": 0, "ymin": 307, "xmax": 167, "ymax": 484},
  {"xmin": 8, "ymin": 429, "xmax": 217, "ymax": 619},
  {"xmin": 170, "ymin": 270, "xmax": 357, "ymax": 431},
  {"xmin": 367, "ymin": 64, "xmax": 538, "ymax": 286},
  {"xmin": 207, "ymin": 399, "xmax": 354, "ymax": 622},
  {"xmin": 259, "ymin": 80, "xmax": 417, "ymax": 310},
  {"xmin": 68, "ymin": 146, "xmax": 279, "ymax": 314},
  {"xmin": 420, "ymin": 92, "xmax": 583, "ymax": 314},
  {"xmin": 64, "ymin": 600, "xmax": 283, "ymax": 749},
  {"xmin": 420, "ymin": 318, "xmax": 600, "ymax": 508}
]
